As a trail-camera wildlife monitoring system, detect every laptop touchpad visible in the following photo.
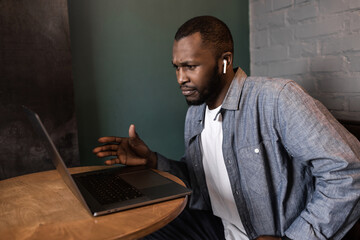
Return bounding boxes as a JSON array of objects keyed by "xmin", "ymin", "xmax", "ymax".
[{"xmin": 120, "ymin": 170, "xmax": 172, "ymax": 189}]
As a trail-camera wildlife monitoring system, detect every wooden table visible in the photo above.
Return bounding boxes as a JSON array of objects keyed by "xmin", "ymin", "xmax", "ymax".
[{"xmin": 0, "ymin": 166, "xmax": 188, "ymax": 240}]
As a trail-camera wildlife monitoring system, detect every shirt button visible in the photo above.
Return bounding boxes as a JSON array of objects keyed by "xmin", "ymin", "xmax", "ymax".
[{"xmin": 254, "ymin": 148, "xmax": 260, "ymax": 154}]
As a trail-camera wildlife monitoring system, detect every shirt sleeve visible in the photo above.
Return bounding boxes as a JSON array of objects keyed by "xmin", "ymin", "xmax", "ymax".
[
  {"xmin": 276, "ymin": 82, "xmax": 360, "ymax": 240},
  {"xmin": 156, "ymin": 152, "xmax": 190, "ymax": 187}
]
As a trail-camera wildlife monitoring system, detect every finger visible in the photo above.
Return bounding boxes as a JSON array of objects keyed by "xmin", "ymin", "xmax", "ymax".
[
  {"xmin": 97, "ymin": 136, "xmax": 122, "ymax": 143},
  {"xmin": 128, "ymin": 124, "xmax": 139, "ymax": 139},
  {"xmin": 104, "ymin": 158, "xmax": 121, "ymax": 165},
  {"xmin": 136, "ymin": 158, "xmax": 147, "ymax": 165},
  {"xmin": 93, "ymin": 144, "xmax": 118, "ymax": 153},
  {"xmin": 128, "ymin": 125, "xmax": 144, "ymax": 148},
  {"xmin": 105, "ymin": 157, "xmax": 147, "ymax": 166},
  {"xmin": 96, "ymin": 151, "xmax": 118, "ymax": 158}
]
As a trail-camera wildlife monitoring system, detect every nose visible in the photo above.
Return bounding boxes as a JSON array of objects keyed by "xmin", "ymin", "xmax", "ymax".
[{"xmin": 177, "ymin": 68, "xmax": 188, "ymax": 85}]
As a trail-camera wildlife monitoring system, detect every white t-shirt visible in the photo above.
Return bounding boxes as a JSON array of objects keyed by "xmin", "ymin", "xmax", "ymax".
[{"xmin": 201, "ymin": 105, "xmax": 248, "ymax": 240}]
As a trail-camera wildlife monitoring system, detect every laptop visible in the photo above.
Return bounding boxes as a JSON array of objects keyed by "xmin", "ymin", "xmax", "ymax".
[{"xmin": 23, "ymin": 106, "xmax": 191, "ymax": 217}]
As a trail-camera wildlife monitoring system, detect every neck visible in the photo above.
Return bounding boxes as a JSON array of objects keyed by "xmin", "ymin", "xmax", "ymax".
[{"xmin": 207, "ymin": 67, "xmax": 235, "ymax": 110}]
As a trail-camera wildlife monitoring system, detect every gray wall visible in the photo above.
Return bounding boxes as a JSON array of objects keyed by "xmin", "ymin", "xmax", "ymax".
[
  {"xmin": 250, "ymin": 0, "xmax": 360, "ymax": 121},
  {"xmin": 68, "ymin": 0, "xmax": 250, "ymax": 165}
]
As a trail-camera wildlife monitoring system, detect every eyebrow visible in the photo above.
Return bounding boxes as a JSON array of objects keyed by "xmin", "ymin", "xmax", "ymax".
[{"xmin": 172, "ymin": 61, "xmax": 193, "ymax": 67}]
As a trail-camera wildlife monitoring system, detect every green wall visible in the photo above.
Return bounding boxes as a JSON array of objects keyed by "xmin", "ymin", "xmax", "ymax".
[{"xmin": 68, "ymin": 0, "xmax": 249, "ymax": 165}]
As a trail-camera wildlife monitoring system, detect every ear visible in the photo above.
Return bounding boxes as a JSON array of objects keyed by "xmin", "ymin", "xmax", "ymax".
[{"xmin": 219, "ymin": 52, "xmax": 233, "ymax": 74}]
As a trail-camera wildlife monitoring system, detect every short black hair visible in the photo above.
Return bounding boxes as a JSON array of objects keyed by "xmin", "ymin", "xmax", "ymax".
[{"xmin": 175, "ymin": 16, "xmax": 234, "ymax": 59}]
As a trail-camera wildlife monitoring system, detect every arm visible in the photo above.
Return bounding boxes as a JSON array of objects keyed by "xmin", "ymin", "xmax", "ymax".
[
  {"xmin": 156, "ymin": 153, "xmax": 190, "ymax": 187},
  {"xmin": 277, "ymin": 82, "xmax": 360, "ymax": 239}
]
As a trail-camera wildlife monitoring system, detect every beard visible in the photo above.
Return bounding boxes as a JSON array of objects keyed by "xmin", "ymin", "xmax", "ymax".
[{"xmin": 186, "ymin": 65, "xmax": 222, "ymax": 106}]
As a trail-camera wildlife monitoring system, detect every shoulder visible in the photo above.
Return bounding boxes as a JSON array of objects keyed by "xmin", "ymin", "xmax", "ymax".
[
  {"xmin": 244, "ymin": 76, "xmax": 296, "ymax": 94},
  {"xmin": 244, "ymin": 76, "xmax": 313, "ymax": 104},
  {"xmin": 240, "ymin": 76, "xmax": 302, "ymax": 105}
]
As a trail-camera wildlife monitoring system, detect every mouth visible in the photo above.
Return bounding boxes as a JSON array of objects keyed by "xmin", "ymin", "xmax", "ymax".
[
  {"xmin": 182, "ymin": 89, "xmax": 196, "ymax": 96},
  {"xmin": 180, "ymin": 86, "xmax": 197, "ymax": 96}
]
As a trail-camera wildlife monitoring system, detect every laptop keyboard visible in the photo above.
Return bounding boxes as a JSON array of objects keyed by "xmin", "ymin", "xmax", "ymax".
[{"xmin": 78, "ymin": 172, "xmax": 144, "ymax": 205}]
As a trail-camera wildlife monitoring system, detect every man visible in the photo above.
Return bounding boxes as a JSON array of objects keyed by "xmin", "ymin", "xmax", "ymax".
[{"xmin": 93, "ymin": 16, "xmax": 360, "ymax": 240}]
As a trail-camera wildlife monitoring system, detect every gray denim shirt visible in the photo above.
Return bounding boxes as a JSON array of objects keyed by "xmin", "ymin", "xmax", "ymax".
[{"xmin": 157, "ymin": 68, "xmax": 360, "ymax": 240}]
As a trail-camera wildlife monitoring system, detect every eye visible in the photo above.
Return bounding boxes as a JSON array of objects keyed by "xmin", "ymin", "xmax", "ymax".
[{"xmin": 186, "ymin": 65, "xmax": 197, "ymax": 70}]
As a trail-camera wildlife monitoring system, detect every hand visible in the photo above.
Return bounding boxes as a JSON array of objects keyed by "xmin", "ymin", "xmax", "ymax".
[
  {"xmin": 92, "ymin": 124, "xmax": 157, "ymax": 168},
  {"xmin": 255, "ymin": 236, "xmax": 281, "ymax": 240}
]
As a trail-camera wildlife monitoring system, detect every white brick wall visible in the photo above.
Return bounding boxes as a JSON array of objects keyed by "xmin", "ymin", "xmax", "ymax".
[{"xmin": 250, "ymin": 0, "xmax": 360, "ymax": 121}]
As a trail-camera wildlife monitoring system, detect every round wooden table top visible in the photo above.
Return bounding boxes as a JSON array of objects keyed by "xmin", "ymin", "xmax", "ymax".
[{"xmin": 0, "ymin": 166, "xmax": 188, "ymax": 240}]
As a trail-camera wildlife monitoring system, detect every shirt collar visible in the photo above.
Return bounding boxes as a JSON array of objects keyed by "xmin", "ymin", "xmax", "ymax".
[
  {"xmin": 222, "ymin": 67, "xmax": 247, "ymax": 110},
  {"xmin": 193, "ymin": 67, "xmax": 247, "ymax": 124}
]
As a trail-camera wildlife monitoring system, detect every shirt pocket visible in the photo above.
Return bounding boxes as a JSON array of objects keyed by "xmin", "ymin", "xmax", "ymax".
[{"xmin": 237, "ymin": 141, "xmax": 274, "ymax": 196}]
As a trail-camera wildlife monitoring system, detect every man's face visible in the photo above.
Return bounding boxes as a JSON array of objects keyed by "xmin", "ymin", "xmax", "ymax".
[{"xmin": 172, "ymin": 32, "xmax": 222, "ymax": 106}]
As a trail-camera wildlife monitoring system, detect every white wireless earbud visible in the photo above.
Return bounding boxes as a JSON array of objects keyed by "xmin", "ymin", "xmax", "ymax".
[{"xmin": 223, "ymin": 59, "xmax": 227, "ymax": 74}]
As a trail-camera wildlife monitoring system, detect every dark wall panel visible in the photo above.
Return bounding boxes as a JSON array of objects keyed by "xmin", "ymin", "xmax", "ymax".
[{"xmin": 0, "ymin": 0, "xmax": 79, "ymax": 179}]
